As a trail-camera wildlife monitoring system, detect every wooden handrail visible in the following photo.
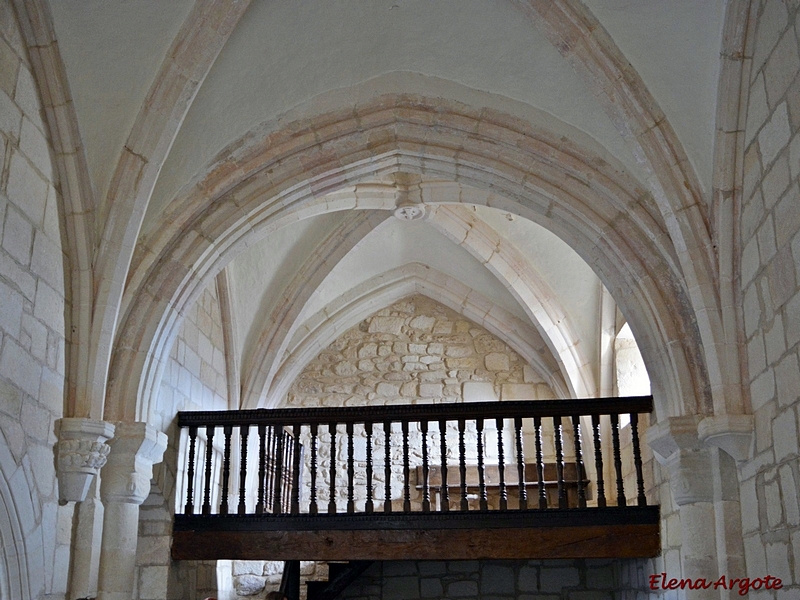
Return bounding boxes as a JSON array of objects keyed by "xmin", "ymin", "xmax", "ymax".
[{"xmin": 177, "ymin": 396, "xmax": 653, "ymax": 427}]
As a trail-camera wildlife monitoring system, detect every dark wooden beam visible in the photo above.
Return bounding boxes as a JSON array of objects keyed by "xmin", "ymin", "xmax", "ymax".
[{"xmin": 172, "ymin": 523, "xmax": 659, "ymax": 561}]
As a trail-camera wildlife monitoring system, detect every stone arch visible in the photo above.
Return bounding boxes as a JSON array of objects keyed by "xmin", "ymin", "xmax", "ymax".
[
  {"xmin": 427, "ymin": 203, "xmax": 594, "ymax": 397},
  {"xmin": 0, "ymin": 435, "xmax": 42, "ymax": 600},
  {"xmin": 267, "ymin": 263, "xmax": 569, "ymax": 406},
  {"xmin": 109, "ymin": 95, "xmax": 709, "ymax": 425}
]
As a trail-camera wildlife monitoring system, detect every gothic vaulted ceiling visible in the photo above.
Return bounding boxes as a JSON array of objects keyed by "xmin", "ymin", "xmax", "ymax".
[{"xmin": 42, "ymin": 0, "xmax": 726, "ymax": 411}]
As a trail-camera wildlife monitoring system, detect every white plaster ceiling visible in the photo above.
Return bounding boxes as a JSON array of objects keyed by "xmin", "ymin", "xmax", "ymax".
[
  {"xmin": 583, "ymin": 0, "xmax": 726, "ymax": 193},
  {"xmin": 48, "ymin": 0, "xmax": 193, "ymax": 203}
]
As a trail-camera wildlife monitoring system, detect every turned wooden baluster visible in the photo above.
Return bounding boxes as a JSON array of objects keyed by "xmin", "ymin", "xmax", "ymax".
[
  {"xmin": 283, "ymin": 433, "xmax": 293, "ymax": 510},
  {"xmin": 631, "ymin": 413, "xmax": 647, "ymax": 506},
  {"xmin": 591, "ymin": 415, "xmax": 606, "ymax": 508},
  {"xmin": 534, "ymin": 416, "xmax": 547, "ymax": 509},
  {"xmin": 439, "ymin": 419, "xmax": 449, "ymax": 512},
  {"xmin": 202, "ymin": 425, "xmax": 215, "ymax": 515},
  {"xmin": 458, "ymin": 418, "xmax": 468, "ymax": 511},
  {"xmin": 476, "ymin": 418, "xmax": 488, "ymax": 512},
  {"xmin": 238, "ymin": 425, "xmax": 249, "ymax": 515},
  {"xmin": 571, "ymin": 415, "xmax": 586, "ymax": 508},
  {"xmin": 384, "ymin": 421, "xmax": 392, "ymax": 513},
  {"xmin": 256, "ymin": 424, "xmax": 267, "ymax": 514},
  {"xmin": 309, "ymin": 423, "xmax": 318, "ymax": 515},
  {"xmin": 402, "ymin": 420, "xmax": 411, "ymax": 513},
  {"xmin": 291, "ymin": 423, "xmax": 302, "ymax": 515},
  {"xmin": 184, "ymin": 425, "xmax": 197, "ymax": 515},
  {"xmin": 514, "ymin": 416, "xmax": 527, "ymax": 510},
  {"xmin": 421, "ymin": 420, "xmax": 430, "ymax": 512},
  {"xmin": 347, "ymin": 422, "xmax": 355, "ymax": 514},
  {"xmin": 611, "ymin": 413, "xmax": 626, "ymax": 506},
  {"xmin": 497, "ymin": 418, "xmax": 507, "ymax": 510},
  {"xmin": 273, "ymin": 425, "xmax": 285, "ymax": 514},
  {"xmin": 265, "ymin": 426, "xmax": 276, "ymax": 512},
  {"xmin": 328, "ymin": 423, "xmax": 337, "ymax": 514},
  {"xmin": 553, "ymin": 416, "xmax": 567, "ymax": 509},
  {"xmin": 365, "ymin": 422, "xmax": 374, "ymax": 514},
  {"xmin": 220, "ymin": 425, "xmax": 233, "ymax": 515}
]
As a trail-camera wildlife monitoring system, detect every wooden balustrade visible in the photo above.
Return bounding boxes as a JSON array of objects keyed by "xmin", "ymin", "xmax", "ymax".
[{"xmin": 176, "ymin": 396, "xmax": 652, "ymax": 517}]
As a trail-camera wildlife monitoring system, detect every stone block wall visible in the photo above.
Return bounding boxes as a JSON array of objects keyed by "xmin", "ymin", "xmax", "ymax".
[
  {"xmin": 739, "ymin": 0, "xmax": 800, "ymax": 592},
  {"xmin": 148, "ymin": 282, "xmax": 231, "ymax": 600},
  {"xmin": 338, "ymin": 559, "xmax": 620, "ymax": 600},
  {"xmin": 0, "ymin": 2, "xmax": 71, "ymax": 598}
]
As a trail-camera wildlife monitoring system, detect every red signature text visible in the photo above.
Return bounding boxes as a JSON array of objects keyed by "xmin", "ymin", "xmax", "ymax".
[{"xmin": 648, "ymin": 573, "xmax": 782, "ymax": 596}]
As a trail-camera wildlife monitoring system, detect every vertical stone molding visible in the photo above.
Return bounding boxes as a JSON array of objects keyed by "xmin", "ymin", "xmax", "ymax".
[
  {"xmin": 55, "ymin": 418, "xmax": 115, "ymax": 504},
  {"xmin": 648, "ymin": 417, "xmax": 719, "ymax": 599},
  {"xmin": 97, "ymin": 422, "xmax": 167, "ymax": 600}
]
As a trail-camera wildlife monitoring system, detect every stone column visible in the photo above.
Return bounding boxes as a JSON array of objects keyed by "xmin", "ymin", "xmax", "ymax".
[
  {"xmin": 56, "ymin": 418, "xmax": 115, "ymax": 599},
  {"xmin": 648, "ymin": 417, "xmax": 719, "ymax": 599},
  {"xmin": 97, "ymin": 422, "xmax": 167, "ymax": 600}
]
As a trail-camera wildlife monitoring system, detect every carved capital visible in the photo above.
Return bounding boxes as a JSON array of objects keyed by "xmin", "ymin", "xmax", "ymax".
[
  {"xmin": 698, "ymin": 414, "xmax": 754, "ymax": 463},
  {"xmin": 100, "ymin": 422, "xmax": 167, "ymax": 505},
  {"xmin": 55, "ymin": 418, "xmax": 115, "ymax": 503},
  {"xmin": 646, "ymin": 416, "xmax": 713, "ymax": 505}
]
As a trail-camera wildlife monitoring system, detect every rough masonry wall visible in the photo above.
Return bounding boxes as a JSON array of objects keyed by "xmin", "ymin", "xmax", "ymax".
[
  {"xmin": 739, "ymin": 0, "xmax": 800, "ymax": 590},
  {"xmin": 288, "ymin": 295, "xmax": 553, "ymax": 408},
  {"xmin": 287, "ymin": 295, "xmax": 555, "ymax": 512},
  {"xmin": 0, "ymin": 2, "xmax": 71, "ymax": 598}
]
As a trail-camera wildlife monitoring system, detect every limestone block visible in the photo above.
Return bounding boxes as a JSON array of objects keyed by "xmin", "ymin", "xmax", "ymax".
[
  {"xmin": 235, "ymin": 574, "xmax": 267, "ymax": 596},
  {"xmin": 409, "ymin": 315, "xmax": 434, "ymax": 330},
  {"xmin": 485, "ymin": 352, "xmax": 510, "ymax": 371},
  {"xmin": 432, "ymin": 321, "xmax": 452, "ymax": 334},
  {"xmin": 7, "ymin": 151, "xmax": 47, "ymax": 225},
  {"xmin": 763, "ymin": 156, "xmax": 791, "ymax": 212},
  {"xmin": 0, "ymin": 337, "xmax": 42, "ymax": 398},
  {"xmin": 368, "ymin": 316, "xmax": 404, "ymax": 334},
  {"xmin": 19, "ymin": 117, "xmax": 52, "ymax": 181},
  {"xmin": 446, "ymin": 580, "xmax": 478, "ymax": 597},
  {"xmin": 13, "ymin": 66, "xmax": 41, "ymax": 124},
  {"xmin": 500, "ymin": 383, "xmax": 537, "ymax": 400},
  {"xmin": 462, "ymin": 382, "xmax": 497, "ymax": 403},
  {"xmin": 0, "ymin": 89, "xmax": 21, "ymax": 138},
  {"xmin": 759, "ymin": 102, "xmax": 792, "ymax": 166},
  {"xmin": 773, "ymin": 409, "xmax": 798, "ymax": 460},
  {"xmin": 518, "ymin": 565, "xmax": 538, "ymax": 592},
  {"xmin": 419, "ymin": 383, "xmax": 443, "ymax": 398},
  {"xmin": 376, "ymin": 382, "xmax": 400, "ymax": 397},
  {"xmin": 358, "ymin": 343, "xmax": 377, "ymax": 358},
  {"xmin": 2, "ymin": 205, "xmax": 33, "ymax": 266},
  {"xmin": 764, "ymin": 29, "xmax": 800, "ymax": 106},
  {"xmin": 232, "ymin": 561, "xmax": 265, "ymax": 576},
  {"xmin": 0, "ymin": 36, "xmax": 18, "ymax": 97},
  {"xmin": 0, "ymin": 278, "xmax": 23, "ymax": 338},
  {"xmin": 445, "ymin": 345, "xmax": 472, "ymax": 358}
]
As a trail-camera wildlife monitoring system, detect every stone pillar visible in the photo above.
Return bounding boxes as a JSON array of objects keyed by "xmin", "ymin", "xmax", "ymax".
[
  {"xmin": 97, "ymin": 422, "xmax": 167, "ymax": 600},
  {"xmin": 699, "ymin": 415, "xmax": 753, "ymax": 600},
  {"xmin": 648, "ymin": 417, "xmax": 719, "ymax": 599}
]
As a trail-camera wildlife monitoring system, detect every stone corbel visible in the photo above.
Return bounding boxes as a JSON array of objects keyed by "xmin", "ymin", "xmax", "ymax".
[
  {"xmin": 646, "ymin": 416, "xmax": 714, "ymax": 506},
  {"xmin": 55, "ymin": 418, "xmax": 116, "ymax": 504},
  {"xmin": 100, "ymin": 422, "xmax": 167, "ymax": 505},
  {"xmin": 698, "ymin": 414, "xmax": 754, "ymax": 463}
]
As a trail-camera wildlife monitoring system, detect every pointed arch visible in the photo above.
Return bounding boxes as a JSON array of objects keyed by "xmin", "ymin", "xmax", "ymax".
[
  {"xmin": 108, "ymin": 95, "xmax": 709, "ymax": 424},
  {"xmin": 267, "ymin": 263, "xmax": 569, "ymax": 405}
]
